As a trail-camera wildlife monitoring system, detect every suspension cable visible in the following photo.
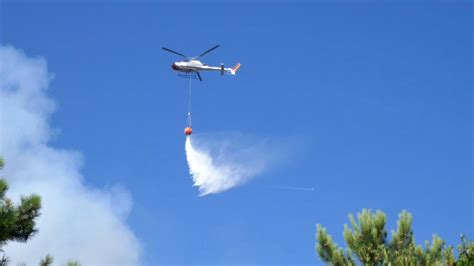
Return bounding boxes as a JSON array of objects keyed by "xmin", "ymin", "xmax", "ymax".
[
  {"xmin": 188, "ymin": 76, "xmax": 192, "ymax": 114},
  {"xmin": 187, "ymin": 76, "xmax": 192, "ymax": 127}
]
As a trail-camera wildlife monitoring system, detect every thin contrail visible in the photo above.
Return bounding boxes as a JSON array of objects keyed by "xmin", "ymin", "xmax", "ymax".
[{"xmin": 271, "ymin": 186, "xmax": 316, "ymax": 191}]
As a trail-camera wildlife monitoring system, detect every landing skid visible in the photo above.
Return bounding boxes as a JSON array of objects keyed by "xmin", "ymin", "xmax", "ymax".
[{"xmin": 178, "ymin": 73, "xmax": 198, "ymax": 80}]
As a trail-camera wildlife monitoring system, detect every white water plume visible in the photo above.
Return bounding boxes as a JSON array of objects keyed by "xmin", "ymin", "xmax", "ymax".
[{"xmin": 185, "ymin": 135, "xmax": 270, "ymax": 196}]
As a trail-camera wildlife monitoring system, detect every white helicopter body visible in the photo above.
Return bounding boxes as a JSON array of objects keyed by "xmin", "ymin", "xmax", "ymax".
[{"xmin": 163, "ymin": 45, "xmax": 240, "ymax": 81}]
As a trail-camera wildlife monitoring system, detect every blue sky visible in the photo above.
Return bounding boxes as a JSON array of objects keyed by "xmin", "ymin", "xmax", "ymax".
[{"xmin": 2, "ymin": 1, "xmax": 472, "ymax": 264}]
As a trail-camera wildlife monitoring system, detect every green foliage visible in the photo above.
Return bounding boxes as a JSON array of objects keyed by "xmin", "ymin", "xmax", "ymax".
[
  {"xmin": 0, "ymin": 157, "xmax": 42, "ymax": 262},
  {"xmin": 66, "ymin": 260, "xmax": 81, "ymax": 266},
  {"xmin": 0, "ymin": 255, "xmax": 8, "ymax": 266},
  {"xmin": 39, "ymin": 255, "xmax": 53, "ymax": 266},
  {"xmin": 343, "ymin": 209, "xmax": 387, "ymax": 264},
  {"xmin": 0, "ymin": 157, "xmax": 80, "ymax": 265},
  {"xmin": 316, "ymin": 224, "xmax": 355, "ymax": 265},
  {"xmin": 0, "ymin": 181, "xmax": 42, "ymax": 247},
  {"xmin": 316, "ymin": 209, "xmax": 473, "ymax": 265},
  {"xmin": 457, "ymin": 235, "xmax": 474, "ymax": 265},
  {"xmin": 387, "ymin": 211, "xmax": 419, "ymax": 265}
]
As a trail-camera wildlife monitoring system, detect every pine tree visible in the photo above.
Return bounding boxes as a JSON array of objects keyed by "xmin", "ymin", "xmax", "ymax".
[
  {"xmin": 0, "ymin": 157, "xmax": 42, "ymax": 259},
  {"xmin": 316, "ymin": 209, "xmax": 473, "ymax": 265},
  {"xmin": 0, "ymin": 157, "xmax": 80, "ymax": 265},
  {"xmin": 39, "ymin": 255, "xmax": 53, "ymax": 266}
]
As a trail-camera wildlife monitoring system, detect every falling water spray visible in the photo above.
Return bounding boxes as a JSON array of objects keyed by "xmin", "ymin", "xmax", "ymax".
[{"xmin": 185, "ymin": 136, "xmax": 268, "ymax": 196}]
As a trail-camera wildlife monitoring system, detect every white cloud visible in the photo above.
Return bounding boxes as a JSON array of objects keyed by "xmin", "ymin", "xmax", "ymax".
[{"xmin": 0, "ymin": 45, "xmax": 141, "ymax": 264}]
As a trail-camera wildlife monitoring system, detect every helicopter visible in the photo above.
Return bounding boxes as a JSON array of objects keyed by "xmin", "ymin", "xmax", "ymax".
[{"xmin": 162, "ymin": 45, "xmax": 240, "ymax": 81}]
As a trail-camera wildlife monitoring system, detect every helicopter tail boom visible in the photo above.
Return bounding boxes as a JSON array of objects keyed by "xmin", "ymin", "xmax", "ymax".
[{"xmin": 229, "ymin": 63, "xmax": 241, "ymax": 75}]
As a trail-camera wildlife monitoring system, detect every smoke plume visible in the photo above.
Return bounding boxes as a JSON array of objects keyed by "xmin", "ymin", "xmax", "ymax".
[
  {"xmin": 0, "ymin": 45, "xmax": 141, "ymax": 264},
  {"xmin": 185, "ymin": 135, "xmax": 269, "ymax": 196}
]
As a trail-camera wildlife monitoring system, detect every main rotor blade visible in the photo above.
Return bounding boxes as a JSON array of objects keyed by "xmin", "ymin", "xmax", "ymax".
[
  {"xmin": 196, "ymin": 45, "xmax": 220, "ymax": 59},
  {"xmin": 162, "ymin": 47, "xmax": 189, "ymax": 59},
  {"xmin": 196, "ymin": 72, "xmax": 203, "ymax": 81}
]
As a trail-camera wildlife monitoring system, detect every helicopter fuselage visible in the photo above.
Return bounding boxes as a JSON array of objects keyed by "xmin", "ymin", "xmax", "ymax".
[
  {"xmin": 162, "ymin": 45, "xmax": 240, "ymax": 81},
  {"xmin": 171, "ymin": 60, "xmax": 223, "ymax": 73}
]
